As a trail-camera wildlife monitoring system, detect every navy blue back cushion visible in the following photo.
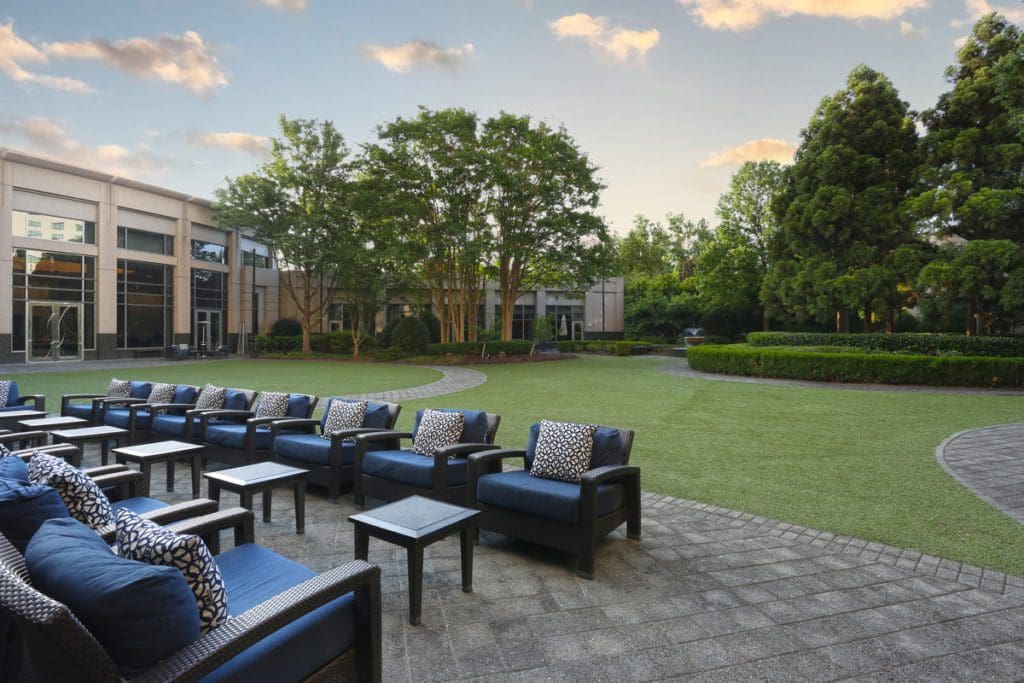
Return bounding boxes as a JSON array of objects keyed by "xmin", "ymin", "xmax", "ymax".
[
  {"xmin": 413, "ymin": 409, "xmax": 489, "ymax": 443},
  {"xmin": 25, "ymin": 518, "xmax": 199, "ymax": 673},
  {"xmin": 287, "ymin": 394, "xmax": 311, "ymax": 418},
  {"xmin": 225, "ymin": 390, "xmax": 250, "ymax": 411},
  {"xmin": 0, "ymin": 456, "xmax": 29, "ymax": 482},
  {"xmin": 173, "ymin": 385, "xmax": 197, "ymax": 404},
  {"xmin": 524, "ymin": 423, "xmax": 627, "ymax": 469},
  {"xmin": 5, "ymin": 381, "xmax": 18, "ymax": 407},
  {"xmin": 128, "ymin": 381, "xmax": 152, "ymax": 399},
  {"xmin": 321, "ymin": 399, "xmax": 392, "ymax": 430},
  {"xmin": 0, "ymin": 479, "xmax": 69, "ymax": 552}
]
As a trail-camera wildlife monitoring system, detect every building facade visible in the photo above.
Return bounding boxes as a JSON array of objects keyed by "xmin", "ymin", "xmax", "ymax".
[{"xmin": 0, "ymin": 149, "xmax": 281, "ymax": 363}]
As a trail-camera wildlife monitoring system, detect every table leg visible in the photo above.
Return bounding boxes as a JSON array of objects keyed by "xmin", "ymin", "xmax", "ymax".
[
  {"xmin": 241, "ymin": 490, "xmax": 253, "ymax": 512},
  {"xmin": 460, "ymin": 526, "xmax": 474, "ymax": 593},
  {"xmin": 140, "ymin": 462, "xmax": 152, "ymax": 498},
  {"xmin": 262, "ymin": 489, "xmax": 272, "ymax": 523},
  {"xmin": 208, "ymin": 481, "xmax": 221, "ymax": 505},
  {"xmin": 165, "ymin": 459, "xmax": 175, "ymax": 493},
  {"xmin": 190, "ymin": 456, "xmax": 201, "ymax": 498},
  {"xmin": 408, "ymin": 544, "xmax": 424, "ymax": 626},
  {"xmin": 294, "ymin": 482, "xmax": 305, "ymax": 535},
  {"xmin": 100, "ymin": 439, "xmax": 109, "ymax": 465},
  {"xmin": 354, "ymin": 527, "xmax": 369, "ymax": 561}
]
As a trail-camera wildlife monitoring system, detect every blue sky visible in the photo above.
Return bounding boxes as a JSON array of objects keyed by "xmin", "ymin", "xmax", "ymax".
[{"xmin": 1, "ymin": 0, "xmax": 1020, "ymax": 234}]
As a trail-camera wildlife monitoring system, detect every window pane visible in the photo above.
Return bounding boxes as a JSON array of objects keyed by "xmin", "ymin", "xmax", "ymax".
[
  {"xmin": 12, "ymin": 210, "xmax": 95, "ymax": 245},
  {"xmin": 191, "ymin": 240, "xmax": 226, "ymax": 264},
  {"xmin": 121, "ymin": 227, "xmax": 167, "ymax": 254}
]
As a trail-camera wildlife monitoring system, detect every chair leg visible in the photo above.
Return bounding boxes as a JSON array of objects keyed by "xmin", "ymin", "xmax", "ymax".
[
  {"xmin": 577, "ymin": 534, "xmax": 596, "ymax": 580},
  {"xmin": 627, "ymin": 510, "xmax": 641, "ymax": 540}
]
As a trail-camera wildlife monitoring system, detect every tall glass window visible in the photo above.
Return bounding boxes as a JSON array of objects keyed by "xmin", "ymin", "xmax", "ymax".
[
  {"xmin": 546, "ymin": 304, "xmax": 584, "ymax": 340},
  {"xmin": 12, "ymin": 249, "xmax": 95, "ymax": 351},
  {"xmin": 118, "ymin": 227, "xmax": 174, "ymax": 255},
  {"xmin": 241, "ymin": 251, "xmax": 270, "ymax": 268},
  {"xmin": 12, "ymin": 210, "xmax": 95, "ymax": 245},
  {"xmin": 494, "ymin": 304, "xmax": 535, "ymax": 340},
  {"xmin": 328, "ymin": 302, "xmax": 355, "ymax": 332},
  {"xmin": 117, "ymin": 260, "xmax": 173, "ymax": 348},
  {"xmin": 191, "ymin": 239, "xmax": 226, "ymax": 264},
  {"xmin": 191, "ymin": 268, "xmax": 227, "ymax": 349}
]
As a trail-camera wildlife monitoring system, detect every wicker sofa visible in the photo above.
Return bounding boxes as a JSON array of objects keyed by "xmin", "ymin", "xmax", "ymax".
[
  {"xmin": 200, "ymin": 394, "xmax": 319, "ymax": 467},
  {"xmin": 61, "ymin": 381, "xmax": 154, "ymax": 425},
  {"xmin": 147, "ymin": 387, "xmax": 258, "ymax": 444}
]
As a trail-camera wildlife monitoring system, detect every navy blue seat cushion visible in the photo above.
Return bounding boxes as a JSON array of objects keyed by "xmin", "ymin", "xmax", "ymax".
[
  {"xmin": 111, "ymin": 497, "xmax": 167, "ymax": 516},
  {"xmin": 524, "ymin": 423, "xmax": 628, "ymax": 469},
  {"xmin": 205, "ymin": 424, "xmax": 272, "ymax": 451},
  {"xmin": 413, "ymin": 408, "xmax": 489, "ymax": 444},
  {"xmin": 224, "ymin": 390, "xmax": 250, "ymax": 411},
  {"xmin": 128, "ymin": 381, "xmax": 152, "ymax": 400},
  {"xmin": 4, "ymin": 381, "xmax": 18, "ymax": 407},
  {"xmin": 320, "ymin": 399, "xmax": 392, "ymax": 430},
  {"xmin": 286, "ymin": 394, "xmax": 311, "ymax": 418},
  {"xmin": 152, "ymin": 413, "xmax": 202, "ymax": 438},
  {"xmin": 173, "ymin": 385, "xmax": 198, "ymax": 405},
  {"xmin": 0, "ymin": 478, "xmax": 69, "ymax": 552},
  {"xmin": 105, "ymin": 408, "xmax": 151, "ymax": 430},
  {"xmin": 476, "ymin": 470, "xmax": 624, "ymax": 525},
  {"xmin": 361, "ymin": 449, "xmax": 467, "ymax": 488},
  {"xmin": 25, "ymin": 518, "xmax": 199, "ymax": 673},
  {"xmin": 0, "ymin": 456, "xmax": 29, "ymax": 482},
  {"xmin": 0, "ymin": 405, "xmax": 28, "ymax": 413},
  {"xmin": 200, "ymin": 543, "xmax": 355, "ymax": 682},
  {"xmin": 273, "ymin": 433, "xmax": 357, "ymax": 466},
  {"xmin": 63, "ymin": 402, "xmax": 95, "ymax": 420}
]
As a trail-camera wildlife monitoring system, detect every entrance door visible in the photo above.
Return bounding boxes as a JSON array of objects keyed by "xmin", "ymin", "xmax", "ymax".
[
  {"xmin": 194, "ymin": 309, "xmax": 223, "ymax": 352},
  {"xmin": 27, "ymin": 302, "xmax": 82, "ymax": 361}
]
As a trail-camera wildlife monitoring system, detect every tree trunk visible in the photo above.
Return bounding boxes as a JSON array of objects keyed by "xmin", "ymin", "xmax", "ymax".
[
  {"xmin": 501, "ymin": 300, "xmax": 514, "ymax": 341},
  {"xmin": 835, "ymin": 309, "xmax": 850, "ymax": 333},
  {"xmin": 966, "ymin": 299, "xmax": 976, "ymax": 337},
  {"xmin": 762, "ymin": 312, "xmax": 770, "ymax": 331},
  {"xmin": 885, "ymin": 307, "xmax": 895, "ymax": 334},
  {"xmin": 863, "ymin": 303, "xmax": 873, "ymax": 333}
]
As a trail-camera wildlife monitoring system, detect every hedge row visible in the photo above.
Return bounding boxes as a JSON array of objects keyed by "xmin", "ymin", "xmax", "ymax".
[
  {"xmin": 253, "ymin": 331, "xmax": 373, "ymax": 355},
  {"xmin": 557, "ymin": 340, "xmax": 662, "ymax": 356},
  {"xmin": 427, "ymin": 340, "xmax": 534, "ymax": 355},
  {"xmin": 688, "ymin": 344, "xmax": 1024, "ymax": 387},
  {"xmin": 747, "ymin": 332, "xmax": 1024, "ymax": 358}
]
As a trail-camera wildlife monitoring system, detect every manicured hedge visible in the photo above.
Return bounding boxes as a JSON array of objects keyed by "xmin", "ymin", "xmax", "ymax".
[
  {"xmin": 427, "ymin": 340, "xmax": 533, "ymax": 355},
  {"xmin": 557, "ymin": 340, "xmax": 662, "ymax": 356},
  {"xmin": 688, "ymin": 344, "xmax": 1024, "ymax": 387},
  {"xmin": 253, "ymin": 331, "xmax": 372, "ymax": 355},
  {"xmin": 747, "ymin": 332, "xmax": 1024, "ymax": 358}
]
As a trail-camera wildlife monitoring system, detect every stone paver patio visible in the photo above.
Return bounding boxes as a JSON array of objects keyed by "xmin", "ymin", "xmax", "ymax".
[{"xmin": 938, "ymin": 423, "xmax": 1024, "ymax": 526}]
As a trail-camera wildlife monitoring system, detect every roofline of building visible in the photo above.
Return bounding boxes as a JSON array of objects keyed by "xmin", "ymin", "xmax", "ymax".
[{"xmin": 0, "ymin": 146, "xmax": 214, "ymax": 209}]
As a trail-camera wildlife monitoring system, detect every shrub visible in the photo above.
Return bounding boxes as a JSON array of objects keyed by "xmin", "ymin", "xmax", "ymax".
[
  {"xmin": 419, "ymin": 310, "xmax": 442, "ymax": 343},
  {"xmin": 425, "ymin": 340, "xmax": 534, "ymax": 356},
  {"xmin": 253, "ymin": 334, "xmax": 301, "ymax": 354},
  {"xmin": 378, "ymin": 317, "xmax": 402, "ymax": 348},
  {"xmin": 391, "ymin": 316, "xmax": 430, "ymax": 354},
  {"xmin": 557, "ymin": 340, "xmax": 661, "ymax": 355},
  {"xmin": 688, "ymin": 344, "xmax": 1024, "ymax": 387},
  {"xmin": 375, "ymin": 347, "xmax": 408, "ymax": 361},
  {"xmin": 271, "ymin": 317, "xmax": 302, "ymax": 337},
  {"xmin": 746, "ymin": 332, "xmax": 1024, "ymax": 357}
]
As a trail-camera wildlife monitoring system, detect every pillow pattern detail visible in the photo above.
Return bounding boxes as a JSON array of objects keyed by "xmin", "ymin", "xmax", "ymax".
[
  {"xmin": 106, "ymin": 378, "xmax": 131, "ymax": 398},
  {"xmin": 322, "ymin": 400, "xmax": 367, "ymax": 440},
  {"xmin": 411, "ymin": 410, "xmax": 464, "ymax": 456},
  {"xmin": 195, "ymin": 384, "xmax": 227, "ymax": 410},
  {"xmin": 0, "ymin": 442, "xmax": 10, "ymax": 459},
  {"xmin": 28, "ymin": 453, "xmax": 113, "ymax": 529},
  {"xmin": 0, "ymin": 381, "xmax": 10, "ymax": 407},
  {"xmin": 115, "ymin": 509, "xmax": 228, "ymax": 633},
  {"xmin": 147, "ymin": 382, "xmax": 177, "ymax": 405},
  {"xmin": 255, "ymin": 392, "xmax": 290, "ymax": 428},
  {"xmin": 528, "ymin": 420, "xmax": 597, "ymax": 484}
]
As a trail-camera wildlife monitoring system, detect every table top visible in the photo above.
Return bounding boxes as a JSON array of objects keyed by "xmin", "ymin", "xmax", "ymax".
[
  {"xmin": 348, "ymin": 495, "xmax": 479, "ymax": 540},
  {"xmin": 203, "ymin": 462, "xmax": 308, "ymax": 487},
  {"xmin": 18, "ymin": 416, "xmax": 86, "ymax": 429},
  {"xmin": 0, "ymin": 410, "xmax": 48, "ymax": 421},
  {"xmin": 111, "ymin": 440, "xmax": 203, "ymax": 458},
  {"xmin": 51, "ymin": 425, "xmax": 129, "ymax": 440}
]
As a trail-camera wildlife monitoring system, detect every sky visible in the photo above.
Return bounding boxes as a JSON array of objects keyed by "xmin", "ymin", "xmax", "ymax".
[{"xmin": 1, "ymin": 0, "xmax": 1022, "ymax": 235}]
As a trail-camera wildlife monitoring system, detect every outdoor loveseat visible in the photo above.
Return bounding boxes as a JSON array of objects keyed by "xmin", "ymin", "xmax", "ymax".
[
  {"xmin": 200, "ymin": 393, "xmax": 319, "ymax": 466},
  {"xmin": 103, "ymin": 384, "xmax": 201, "ymax": 444},
  {"xmin": 61, "ymin": 380, "xmax": 153, "ymax": 425},
  {"xmin": 149, "ymin": 386, "xmax": 258, "ymax": 443}
]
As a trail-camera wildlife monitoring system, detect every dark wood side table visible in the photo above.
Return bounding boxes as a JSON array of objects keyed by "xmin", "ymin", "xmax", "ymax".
[
  {"xmin": 203, "ymin": 462, "xmax": 308, "ymax": 534},
  {"xmin": 50, "ymin": 425, "xmax": 128, "ymax": 466},
  {"xmin": 17, "ymin": 416, "xmax": 87, "ymax": 432},
  {"xmin": 111, "ymin": 440, "xmax": 205, "ymax": 497},
  {"xmin": 348, "ymin": 495, "xmax": 479, "ymax": 625},
  {"xmin": 0, "ymin": 410, "xmax": 48, "ymax": 430}
]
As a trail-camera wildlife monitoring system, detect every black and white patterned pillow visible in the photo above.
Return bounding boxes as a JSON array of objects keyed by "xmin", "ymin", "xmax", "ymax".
[
  {"xmin": 115, "ymin": 509, "xmax": 228, "ymax": 633},
  {"xmin": 322, "ymin": 400, "xmax": 366, "ymax": 440},
  {"xmin": 0, "ymin": 381, "xmax": 11, "ymax": 407},
  {"xmin": 28, "ymin": 453, "xmax": 113, "ymax": 530},
  {"xmin": 195, "ymin": 384, "xmax": 227, "ymax": 410},
  {"xmin": 528, "ymin": 420, "xmax": 598, "ymax": 484},
  {"xmin": 254, "ymin": 392, "xmax": 289, "ymax": 429},
  {"xmin": 147, "ymin": 382, "xmax": 176, "ymax": 405},
  {"xmin": 411, "ymin": 410, "xmax": 464, "ymax": 456},
  {"xmin": 106, "ymin": 378, "xmax": 131, "ymax": 398},
  {"xmin": 0, "ymin": 443, "xmax": 10, "ymax": 458}
]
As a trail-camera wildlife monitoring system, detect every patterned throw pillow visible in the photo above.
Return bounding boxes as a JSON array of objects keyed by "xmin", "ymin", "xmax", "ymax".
[
  {"xmin": 411, "ymin": 410, "xmax": 464, "ymax": 456},
  {"xmin": 528, "ymin": 420, "xmax": 598, "ymax": 484},
  {"xmin": 322, "ymin": 400, "xmax": 367, "ymax": 440},
  {"xmin": 255, "ymin": 392, "xmax": 290, "ymax": 422},
  {"xmin": 106, "ymin": 378, "xmax": 131, "ymax": 398},
  {"xmin": 195, "ymin": 384, "xmax": 227, "ymax": 410},
  {"xmin": 147, "ymin": 382, "xmax": 176, "ymax": 405},
  {"xmin": 28, "ymin": 453, "xmax": 113, "ymax": 530},
  {"xmin": 115, "ymin": 509, "xmax": 228, "ymax": 634},
  {"xmin": 0, "ymin": 443, "xmax": 10, "ymax": 459},
  {"xmin": 0, "ymin": 381, "xmax": 11, "ymax": 407}
]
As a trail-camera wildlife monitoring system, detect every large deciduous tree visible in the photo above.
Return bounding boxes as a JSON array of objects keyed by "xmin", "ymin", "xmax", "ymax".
[
  {"xmin": 765, "ymin": 65, "xmax": 921, "ymax": 331},
  {"xmin": 214, "ymin": 116, "xmax": 354, "ymax": 353},
  {"xmin": 480, "ymin": 113, "xmax": 612, "ymax": 341}
]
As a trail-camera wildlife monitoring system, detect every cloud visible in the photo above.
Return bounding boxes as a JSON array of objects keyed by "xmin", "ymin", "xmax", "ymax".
[
  {"xmin": 700, "ymin": 138, "xmax": 797, "ymax": 168},
  {"xmin": 187, "ymin": 131, "xmax": 270, "ymax": 156},
  {"xmin": 955, "ymin": 0, "xmax": 1024, "ymax": 25},
  {"xmin": 253, "ymin": 0, "xmax": 307, "ymax": 10},
  {"xmin": 899, "ymin": 20, "xmax": 926, "ymax": 35},
  {"xmin": 677, "ymin": 0, "xmax": 928, "ymax": 31},
  {"xmin": 1, "ymin": 117, "xmax": 166, "ymax": 177},
  {"xmin": 45, "ymin": 30, "xmax": 227, "ymax": 95},
  {"xmin": 550, "ymin": 13, "xmax": 660, "ymax": 63},
  {"xmin": 361, "ymin": 40, "xmax": 474, "ymax": 73},
  {"xmin": 0, "ymin": 21, "xmax": 92, "ymax": 93}
]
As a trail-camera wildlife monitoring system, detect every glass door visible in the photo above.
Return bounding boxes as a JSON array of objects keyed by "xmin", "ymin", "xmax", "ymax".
[
  {"xmin": 27, "ymin": 302, "xmax": 82, "ymax": 361},
  {"xmin": 194, "ymin": 309, "xmax": 223, "ymax": 353}
]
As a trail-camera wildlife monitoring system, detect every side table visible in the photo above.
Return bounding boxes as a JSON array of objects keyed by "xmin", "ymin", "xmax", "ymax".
[
  {"xmin": 203, "ymin": 462, "xmax": 308, "ymax": 534},
  {"xmin": 111, "ymin": 440, "xmax": 205, "ymax": 497}
]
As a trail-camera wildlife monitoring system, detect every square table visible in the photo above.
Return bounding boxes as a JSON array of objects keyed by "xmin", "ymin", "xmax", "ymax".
[
  {"xmin": 111, "ymin": 440, "xmax": 205, "ymax": 498},
  {"xmin": 0, "ymin": 409, "xmax": 48, "ymax": 430},
  {"xmin": 204, "ymin": 462, "xmax": 308, "ymax": 534},
  {"xmin": 348, "ymin": 496, "xmax": 479, "ymax": 625},
  {"xmin": 50, "ymin": 425, "xmax": 128, "ymax": 466},
  {"xmin": 17, "ymin": 416, "xmax": 87, "ymax": 432}
]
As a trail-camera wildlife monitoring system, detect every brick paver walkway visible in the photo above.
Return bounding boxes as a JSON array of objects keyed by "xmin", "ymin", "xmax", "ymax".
[
  {"xmin": 347, "ymin": 366, "xmax": 487, "ymax": 402},
  {"xmin": 937, "ymin": 423, "xmax": 1024, "ymax": 526}
]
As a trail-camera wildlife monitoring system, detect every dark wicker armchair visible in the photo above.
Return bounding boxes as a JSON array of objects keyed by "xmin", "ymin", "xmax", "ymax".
[
  {"xmin": 148, "ymin": 387, "xmax": 258, "ymax": 444},
  {"xmin": 270, "ymin": 398, "xmax": 401, "ymax": 503},
  {"xmin": 61, "ymin": 381, "xmax": 154, "ymax": 425},
  {"xmin": 200, "ymin": 393, "xmax": 320, "ymax": 467},
  {"xmin": 104, "ymin": 384, "xmax": 201, "ymax": 444},
  {"xmin": 467, "ymin": 423, "xmax": 640, "ymax": 579},
  {"xmin": 352, "ymin": 408, "xmax": 501, "ymax": 508},
  {"xmin": 0, "ymin": 509, "xmax": 382, "ymax": 682},
  {"xmin": 0, "ymin": 381, "xmax": 44, "ymax": 413}
]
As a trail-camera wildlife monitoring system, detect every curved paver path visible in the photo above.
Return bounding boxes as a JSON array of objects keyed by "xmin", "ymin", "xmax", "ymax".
[
  {"xmin": 347, "ymin": 365, "xmax": 487, "ymax": 402},
  {"xmin": 937, "ymin": 423, "xmax": 1024, "ymax": 525}
]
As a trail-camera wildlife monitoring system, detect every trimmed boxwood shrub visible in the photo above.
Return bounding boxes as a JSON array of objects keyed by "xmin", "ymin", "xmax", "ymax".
[
  {"xmin": 688, "ymin": 344, "xmax": 1024, "ymax": 387},
  {"xmin": 747, "ymin": 332, "xmax": 1024, "ymax": 358},
  {"xmin": 557, "ymin": 340, "xmax": 662, "ymax": 355},
  {"xmin": 420, "ymin": 310, "xmax": 442, "ymax": 344},
  {"xmin": 271, "ymin": 317, "xmax": 302, "ymax": 337},
  {"xmin": 426, "ymin": 340, "xmax": 533, "ymax": 355},
  {"xmin": 391, "ymin": 316, "xmax": 430, "ymax": 354},
  {"xmin": 378, "ymin": 317, "xmax": 402, "ymax": 348}
]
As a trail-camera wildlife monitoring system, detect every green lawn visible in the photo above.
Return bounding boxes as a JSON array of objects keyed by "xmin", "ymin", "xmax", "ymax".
[{"xmin": 8, "ymin": 354, "xmax": 1024, "ymax": 575}]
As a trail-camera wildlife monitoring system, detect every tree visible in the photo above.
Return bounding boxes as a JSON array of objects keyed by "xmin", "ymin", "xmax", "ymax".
[
  {"xmin": 215, "ymin": 116, "xmax": 354, "ymax": 353},
  {"xmin": 913, "ymin": 14, "xmax": 1024, "ymax": 242},
  {"xmin": 765, "ymin": 65, "xmax": 921, "ymax": 331},
  {"xmin": 623, "ymin": 274, "xmax": 701, "ymax": 340},
  {"xmin": 613, "ymin": 215, "xmax": 674, "ymax": 280},
  {"xmin": 480, "ymin": 113, "xmax": 612, "ymax": 341}
]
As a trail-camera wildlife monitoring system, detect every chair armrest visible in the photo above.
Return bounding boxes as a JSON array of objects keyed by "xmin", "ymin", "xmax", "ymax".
[
  {"xmin": 164, "ymin": 507, "xmax": 257, "ymax": 552},
  {"xmin": 90, "ymin": 469, "xmax": 144, "ymax": 499},
  {"xmin": 95, "ymin": 498, "xmax": 221, "ymax": 544},
  {"xmin": 142, "ymin": 402, "xmax": 196, "ymax": 415},
  {"xmin": 61, "ymin": 393, "xmax": 105, "ymax": 400},
  {"xmin": 14, "ymin": 394, "xmax": 45, "ymax": 410},
  {"xmin": 329, "ymin": 427, "xmax": 388, "ymax": 446},
  {"xmin": 10, "ymin": 443, "xmax": 80, "ymax": 466},
  {"xmin": 0, "ymin": 431, "xmax": 48, "ymax": 449},
  {"xmin": 579, "ymin": 466, "xmax": 641, "ymax": 531},
  {"xmin": 95, "ymin": 397, "xmax": 148, "ymax": 408},
  {"xmin": 142, "ymin": 560, "xmax": 382, "ymax": 682},
  {"xmin": 82, "ymin": 464, "xmax": 132, "ymax": 477},
  {"xmin": 269, "ymin": 418, "xmax": 320, "ymax": 441},
  {"xmin": 199, "ymin": 409, "xmax": 253, "ymax": 427},
  {"xmin": 467, "ymin": 449, "xmax": 528, "ymax": 502},
  {"xmin": 433, "ymin": 442, "xmax": 498, "ymax": 459},
  {"xmin": 353, "ymin": 430, "xmax": 412, "ymax": 443},
  {"xmin": 579, "ymin": 465, "xmax": 640, "ymax": 488},
  {"xmin": 247, "ymin": 415, "xmax": 282, "ymax": 428},
  {"xmin": 468, "ymin": 448, "xmax": 527, "ymax": 468}
]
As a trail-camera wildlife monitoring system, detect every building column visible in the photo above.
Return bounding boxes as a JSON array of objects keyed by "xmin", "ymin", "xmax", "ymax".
[
  {"xmin": 94, "ymin": 183, "xmax": 118, "ymax": 359},
  {"xmin": 0, "ymin": 157, "xmax": 13, "ymax": 361},
  {"xmin": 173, "ymin": 208, "xmax": 192, "ymax": 345},
  {"xmin": 227, "ymin": 229, "xmax": 242, "ymax": 353}
]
